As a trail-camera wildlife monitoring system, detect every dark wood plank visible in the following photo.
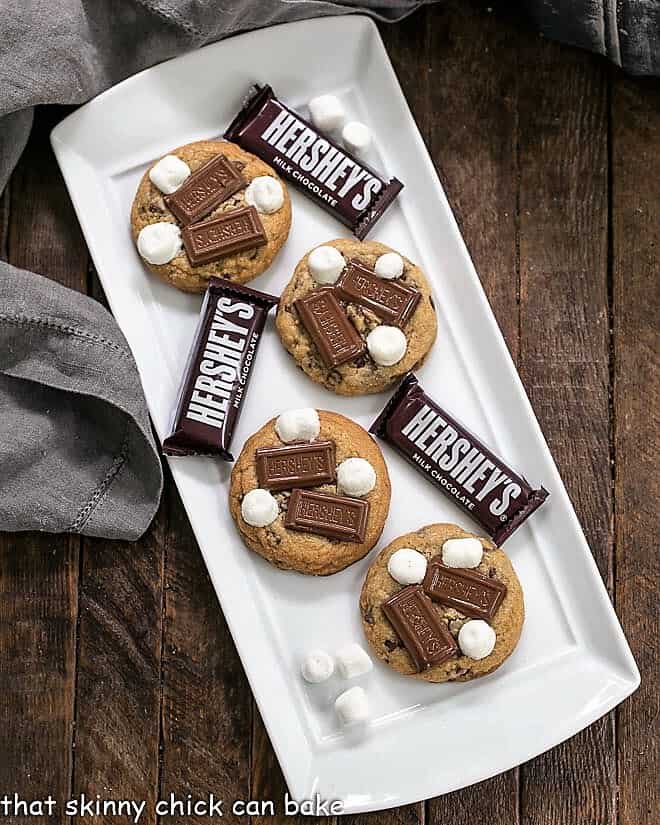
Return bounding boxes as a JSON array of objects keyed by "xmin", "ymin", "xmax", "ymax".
[
  {"xmin": 0, "ymin": 107, "xmax": 88, "ymax": 824},
  {"xmin": 612, "ymin": 74, "xmax": 660, "ymax": 825},
  {"xmin": 70, "ymin": 511, "xmax": 166, "ymax": 825},
  {"xmin": 425, "ymin": 2, "xmax": 520, "ymax": 821},
  {"xmin": 158, "ymin": 477, "xmax": 251, "ymax": 824},
  {"xmin": 516, "ymin": 28, "xmax": 616, "ymax": 825}
]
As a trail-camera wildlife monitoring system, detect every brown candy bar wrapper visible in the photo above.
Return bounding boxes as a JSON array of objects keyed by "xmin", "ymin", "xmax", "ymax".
[
  {"xmin": 225, "ymin": 85, "xmax": 403, "ymax": 239},
  {"xmin": 370, "ymin": 374, "xmax": 549, "ymax": 544},
  {"xmin": 382, "ymin": 586, "xmax": 457, "ymax": 672},
  {"xmin": 163, "ymin": 277, "xmax": 278, "ymax": 460}
]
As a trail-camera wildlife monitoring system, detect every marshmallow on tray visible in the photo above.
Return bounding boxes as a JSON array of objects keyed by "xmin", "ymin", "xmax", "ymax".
[
  {"xmin": 308, "ymin": 94, "xmax": 345, "ymax": 133},
  {"xmin": 335, "ymin": 643, "xmax": 373, "ymax": 680},
  {"xmin": 342, "ymin": 121, "xmax": 372, "ymax": 155},
  {"xmin": 301, "ymin": 649, "xmax": 335, "ymax": 683},
  {"xmin": 335, "ymin": 686, "xmax": 369, "ymax": 725}
]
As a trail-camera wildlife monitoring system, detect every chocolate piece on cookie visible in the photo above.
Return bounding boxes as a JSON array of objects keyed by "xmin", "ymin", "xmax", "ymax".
[
  {"xmin": 229, "ymin": 410, "xmax": 391, "ymax": 575},
  {"xmin": 360, "ymin": 523, "xmax": 524, "ymax": 682},
  {"xmin": 276, "ymin": 239, "xmax": 437, "ymax": 396}
]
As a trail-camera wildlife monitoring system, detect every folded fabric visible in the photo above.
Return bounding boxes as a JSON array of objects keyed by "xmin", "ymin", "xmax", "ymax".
[{"xmin": 0, "ymin": 263, "xmax": 163, "ymax": 540}]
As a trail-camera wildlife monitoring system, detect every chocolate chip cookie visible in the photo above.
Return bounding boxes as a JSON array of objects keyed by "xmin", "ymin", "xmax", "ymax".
[
  {"xmin": 360, "ymin": 523, "xmax": 524, "ymax": 681},
  {"xmin": 275, "ymin": 239, "xmax": 437, "ymax": 395},
  {"xmin": 131, "ymin": 140, "xmax": 291, "ymax": 292},
  {"xmin": 229, "ymin": 409, "xmax": 391, "ymax": 575}
]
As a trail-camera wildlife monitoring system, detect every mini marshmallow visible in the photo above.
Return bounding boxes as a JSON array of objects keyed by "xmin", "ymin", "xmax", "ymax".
[
  {"xmin": 308, "ymin": 245, "xmax": 345, "ymax": 285},
  {"xmin": 374, "ymin": 252, "xmax": 404, "ymax": 280},
  {"xmin": 301, "ymin": 649, "xmax": 334, "ymax": 684},
  {"xmin": 342, "ymin": 121, "xmax": 372, "ymax": 155},
  {"xmin": 308, "ymin": 94, "xmax": 345, "ymax": 133},
  {"xmin": 458, "ymin": 620, "xmax": 496, "ymax": 660},
  {"xmin": 275, "ymin": 408, "xmax": 320, "ymax": 443},
  {"xmin": 442, "ymin": 537, "xmax": 484, "ymax": 569},
  {"xmin": 335, "ymin": 643, "xmax": 373, "ymax": 680},
  {"xmin": 387, "ymin": 548, "xmax": 428, "ymax": 585},
  {"xmin": 241, "ymin": 489, "xmax": 279, "ymax": 527},
  {"xmin": 336, "ymin": 458, "xmax": 376, "ymax": 497},
  {"xmin": 366, "ymin": 325, "xmax": 407, "ymax": 366},
  {"xmin": 148, "ymin": 154, "xmax": 191, "ymax": 194},
  {"xmin": 137, "ymin": 222, "xmax": 182, "ymax": 265},
  {"xmin": 335, "ymin": 686, "xmax": 369, "ymax": 725},
  {"xmin": 245, "ymin": 175, "xmax": 284, "ymax": 214}
]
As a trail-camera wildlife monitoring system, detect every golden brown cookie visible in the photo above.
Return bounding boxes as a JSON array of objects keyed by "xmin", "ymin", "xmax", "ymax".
[
  {"xmin": 275, "ymin": 239, "xmax": 437, "ymax": 395},
  {"xmin": 360, "ymin": 523, "xmax": 524, "ymax": 682},
  {"xmin": 229, "ymin": 410, "xmax": 391, "ymax": 575},
  {"xmin": 131, "ymin": 140, "xmax": 291, "ymax": 292}
]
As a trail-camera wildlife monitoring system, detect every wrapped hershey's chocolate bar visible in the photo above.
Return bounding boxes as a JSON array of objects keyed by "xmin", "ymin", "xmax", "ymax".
[
  {"xmin": 163, "ymin": 277, "xmax": 278, "ymax": 460},
  {"xmin": 371, "ymin": 374, "xmax": 549, "ymax": 544},
  {"xmin": 225, "ymin": 85, "xmax": 402, "ymax": 239}
]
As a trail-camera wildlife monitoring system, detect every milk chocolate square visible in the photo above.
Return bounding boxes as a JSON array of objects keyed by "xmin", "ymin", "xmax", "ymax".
[
  {"xmin": 334, "ymin": 259, "xmax": 421, "ymax": 327},
  {"xmin": 294, "ymin": 289, "xmax": 365, "ymax": 367},
  {"xmin": 423, "ymin": 561, "xmax": 507, "ymax": 621},
  {"xmin": 284, "ymin": 489, "xmax": 368, "ymax": 543},
  {"xmin": 255, "ymin": 441, "xmax": 336, "ymax": 491},
  {"xmin": 165, "ymin": 154, "xmax": 246, "ymax": 224},
  {"xmin": 382, "ymin": 585, "xmax": 457, "ymax": 672},
  {"xmin": 181, "ymin": 206, "xmax": 266, "ymax": 266}
]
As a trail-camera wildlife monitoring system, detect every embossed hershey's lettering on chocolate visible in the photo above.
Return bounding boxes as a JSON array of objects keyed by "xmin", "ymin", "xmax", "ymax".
[
  {"xmin": 382, "ymin": 585, "xmax": 457, "ymax": 672},
  {"xmin": 423, "ymin": 561, "xmax": 507, "ymax": 621},
  {"xmin": 294, "ymin": 289, "xmax": 366, "ymax": 367},
  {"xmin": 334, "ymin": 259, "xmax": 421, "ymax": 327},
  {"xmin": 284, "ymin": 489, "xmax": 369, "ymax": 543},
  {"xmin": 255, "ymin": 440, "xmax": 336, "ymax": 491},
  {"xmin": 165, "ymin": 155, "xmax": 246, "ymax": 224},
  {"xmin": 182, "ymin": 206, "xmax": 266, "ymax": 266}
]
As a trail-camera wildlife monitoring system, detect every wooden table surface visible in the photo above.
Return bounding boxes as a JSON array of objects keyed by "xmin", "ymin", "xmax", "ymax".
[{"xmin": 0, "ymin": 2, "xmax": 657, "ymax": 823}]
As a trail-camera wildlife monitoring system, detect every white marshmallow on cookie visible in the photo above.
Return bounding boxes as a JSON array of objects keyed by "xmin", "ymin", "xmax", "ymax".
[
  {"xmin": 366, "ymin": 325, "xmax": 407, "ymax": 366},
  {"xmin": 441, "ymin": 537, "xmax": 483, "ymax": 569},
  {"xmin": 335, "ymin": 686, "xmax": 369, "ymax": 725},
  {"xmin": 458, "ymin": 620, "xmax": 496, "ymax": 660},
  {"xmin": 336, "ymin": 458, "xmax": 376, "ymax": 497},
  {"xmin": 374, "ymin": 252, "xmax": 404, "ymax": 280},
  {"xmin": 308, "ymin": 245, "xmax": 345, "ymax": 284},
  {"xmin": 308, "ymin": 94, "xmax": 345, "ymax": 133},
  {"xmin": 245, "ymin": 175, "xmax": 284, "ymax": 214},
  {"xmin": 148, "ymin": 154, "xmax": 191, "ymax": 194},
  {"xmin": 387, "ymin": 547, "xmax": 428, "ymax": 585},
  {"xmin": 335, "ymin": 643, "xmax": 373, "ymax": 680},
  {"xmin": 301, "ymin": 649, "xmax": 334, "ymax": 683},
  {"xmin": 241, "ymin": 489, "xmax": 279, "ymax": 527},
  {"xmin": 275, "ymin": 408, "xmax": 320, "ymax": 443},
  {"xmin": 342, "ymin": 121, "xmax": 372, "ymax": 155},
  {"xmin": 137, "ymin": 222, "xmax": 182, "ymax": 265}
]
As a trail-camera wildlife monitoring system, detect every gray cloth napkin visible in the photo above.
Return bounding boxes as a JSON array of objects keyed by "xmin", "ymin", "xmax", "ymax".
[{"xmin": 0, "ymin": 263, "xmax": 163, "ymax": 540}]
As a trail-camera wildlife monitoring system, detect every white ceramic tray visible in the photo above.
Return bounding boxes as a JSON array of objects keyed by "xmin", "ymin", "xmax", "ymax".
[{"xmin": 51, "ymin": 16, "xmax": 639, "ymax": 813}]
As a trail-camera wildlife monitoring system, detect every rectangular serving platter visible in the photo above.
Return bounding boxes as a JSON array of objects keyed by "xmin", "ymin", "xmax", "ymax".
[{"xmin": 51, "ymin": 16, "xmax": 639, "ymax": 813}]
